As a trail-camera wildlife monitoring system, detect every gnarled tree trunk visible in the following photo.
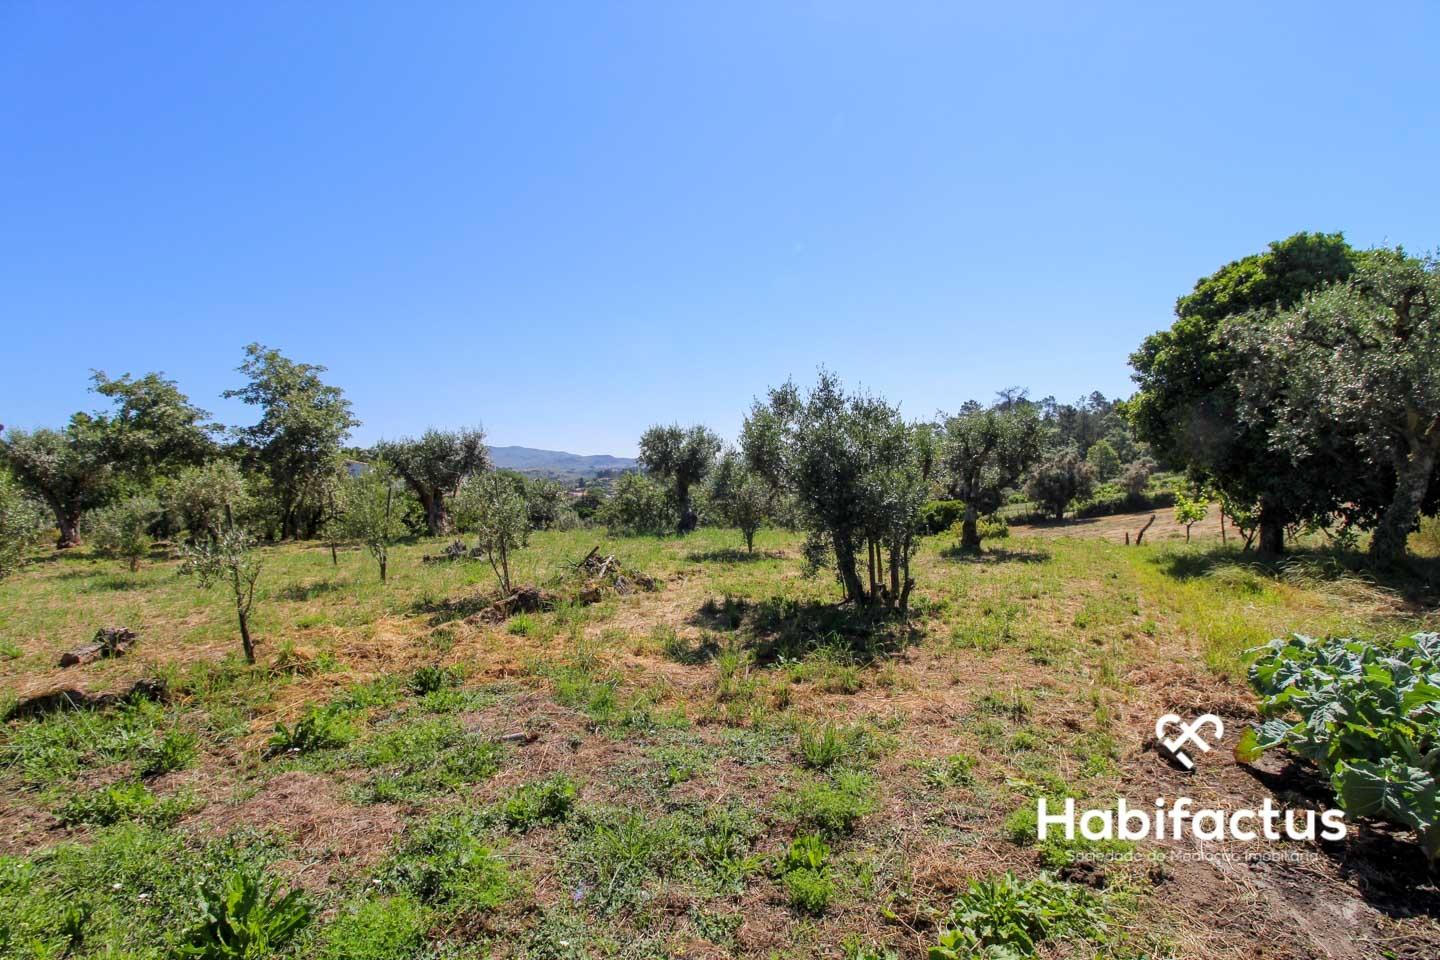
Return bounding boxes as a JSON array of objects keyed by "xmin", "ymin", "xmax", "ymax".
[
  {"xmin": 960, "ymin": 502, "xmax": 980, "ymax": 550},
  {"xmin": 1257, "ymin": 500, "xmax": 1286, "ymax": 556},
  {"xmin": 1370, "ymin": 439, "xmax": 1439, "ymax": 567}
]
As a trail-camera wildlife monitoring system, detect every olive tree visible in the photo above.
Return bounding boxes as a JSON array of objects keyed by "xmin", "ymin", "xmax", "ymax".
[
  {"xmin": 374, "ymin": 427, "xmax": 489, "ymax": 536},
  {"xmin": 341, "ymin": 462, "xmax": 407, "ymax": 582},
  {"xmin": 1229, "ymin": 250, "xmax": 1440, "ymax": 565},
  {"xmin": 708, "ymin": 449, "xmax": 771, "ymax": 553},
  {"xmin": 939, "ymin": 402, "xmax": 1043, "ymax": 550},
  {"xmin": 453, "ymin": 472, "xmax": 529, "ymax": 594},
  {"xmin": 1025, "ymin": 451, "xmax": 1095, "ymax": 520},
  {"xmin": 2, "ymin": 424, "xmax": 113, "ymax": 547},
  {"xmin": 164, "ymin": 460, "xmax": 253, "ymax": 542},
  {"xmin": 637, "ymin": 424, "xmax": 721, "ymax": 534},
  {"xmin": 87, "ymin": 495, "xmax": 160, "ymax": 571},
  {"xmin": 179, "ymin": 527, "xmax": 264, "ymax": 664},
  {"xmin": 741, "ymin": 371, "xmax": 928, "ymax": 611},
  {"xmin": 599, "ymin": 472, "xmax": 675, "ymax": 536}
]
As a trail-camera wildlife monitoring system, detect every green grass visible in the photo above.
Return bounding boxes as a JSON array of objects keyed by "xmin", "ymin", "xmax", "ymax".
[{"xmin": 0, "ymin": 523, "xmax": 1431, "ymax": 957}]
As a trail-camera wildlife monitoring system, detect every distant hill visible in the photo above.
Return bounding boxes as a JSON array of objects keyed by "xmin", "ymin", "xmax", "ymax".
[{"xmin": 487, "ymin": 445, "xmax": 637, "ymax": 477}]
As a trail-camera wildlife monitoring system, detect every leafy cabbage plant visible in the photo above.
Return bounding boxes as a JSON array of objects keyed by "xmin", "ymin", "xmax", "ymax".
[{"xmin": 1237, "ymin": 632, "xmax": 1440, "ymax": 859}]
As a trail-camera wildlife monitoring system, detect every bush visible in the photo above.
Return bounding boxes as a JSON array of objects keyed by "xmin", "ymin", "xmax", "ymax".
[
  {"xmin": 599, "ymin": 472, "xmax": 675, "ymax": 536},
  {"xmin": 0, "ymin": 467, "xmax": 48, "ymax": 580},
  {"xmin": 86, "ymin": 496, "xmax": 159, "ymax": 571},
  {"xmin": 920, "ymin": 500, "xmax": 967, "ymax": 535},
  {"xmin": 1025, "ymin": 453, "xmax": 1095, "ymax": 521},
  {"xmin": 974, "ymin": 514, "xmax": 1009, "ymax": 541}
]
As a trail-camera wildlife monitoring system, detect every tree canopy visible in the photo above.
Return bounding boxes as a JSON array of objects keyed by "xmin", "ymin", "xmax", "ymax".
[
  {"xmin": 224, "ymin": 344, "xmax": 358, "ymax": 540},
  {"xmin": 637, "ymin": 423, "xmax": 721, "ymax": 534},
  {"xmin": 375, "ymin": 427, "xmax": 489, "ymax": 536},
  {"xmin": 1129, "ymin": 231, "xmax": 1365, "ymax": 553}
]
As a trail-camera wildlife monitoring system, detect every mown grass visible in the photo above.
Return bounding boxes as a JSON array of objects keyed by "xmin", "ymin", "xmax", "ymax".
[{"xmin": 0, "ymin": 521, "xmax": 1434, "ymax": 958}]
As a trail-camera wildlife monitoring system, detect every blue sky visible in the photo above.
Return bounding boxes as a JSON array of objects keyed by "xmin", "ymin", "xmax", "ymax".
[{"xmin": 4, "ymin": 2, "xmax": 1437, "ymax": 456}]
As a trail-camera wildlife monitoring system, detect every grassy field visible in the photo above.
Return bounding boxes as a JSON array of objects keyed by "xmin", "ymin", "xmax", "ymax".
[{"xmin": 2, "ymin": 519, "xmax": 1438, "ymax": 959}]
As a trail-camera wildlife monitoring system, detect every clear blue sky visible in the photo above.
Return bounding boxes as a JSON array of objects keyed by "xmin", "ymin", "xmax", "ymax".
[{"xmin": 4, "ymin": 3, "xmax": 1437, "ymax": 456}]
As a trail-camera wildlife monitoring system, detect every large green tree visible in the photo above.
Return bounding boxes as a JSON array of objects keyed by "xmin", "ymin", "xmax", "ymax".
[
  {"xmin": 637, "ymin": 424, "xmax": 721, "ymax": 534},
  {"xmin": 374, "ymin": 427, "xmax": 489, "ymax": 536},
  {"xmin": 1129, "ymin": 232, "xmax": 1364, "ymax": 553},
  {"xmin": 940, "ymin": 401, "xmax": 1044, "ymax": 549},
  {"xmin": 1230, "ymin": 250, "xmax": 1440, "ymax": 565},
  {"xmin": 1, "ymin": 423, "xmax": 113, "ymax": 547},
  {"xmin": 89, "ymin": 371, "xmax": 217, "ymax": 481},
  {"xmin": 223, "ymin": 344, "xmax": 358, "ymax": 540}
]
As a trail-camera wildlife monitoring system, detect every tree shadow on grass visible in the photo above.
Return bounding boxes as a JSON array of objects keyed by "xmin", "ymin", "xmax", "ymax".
[
  {"xmin": 1149, "ymin": 546, "xmax": 1440, "ymax": 610},
  {"xmin": 688, "ymin": 594, "xmax": 919, "ymax": 666},
  {"xmin": 939, "ymin": 544, "xmax": 1051, "ymax": 565},
  {"xmin": 278, "ymin": 579, "xmax": 345, "ymax": 602},
  {"xmin": 80, "ymin": 573, "xmax": 150, "ymax": 593},
  {"xmin": 411, "ymin": 593, "xmax": 497, "ymax": 626},
  {"xmin": 684, "ymin": 548, "xmax": 780, "ymax": 564}
]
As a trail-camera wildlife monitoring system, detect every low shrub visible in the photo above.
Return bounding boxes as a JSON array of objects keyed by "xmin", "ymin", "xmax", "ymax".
[{"xmin": 920, "ymin": 500, "xmax": 967, "ymax": 535}]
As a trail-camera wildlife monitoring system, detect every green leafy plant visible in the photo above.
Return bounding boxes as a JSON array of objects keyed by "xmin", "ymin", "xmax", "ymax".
[
  {"xmin": 500, "ymin": 774, "xmax": 577, "ymax": 831},
  {"xmin": 140, "ymin": 729, "xmax": 199, "ymax": 777},
  {"xmin": 407, "ymin": 664, "xmax": 459, "ymax": 696},
  {"xmin": 779, "ymin": 834, "xmax": 833, "ymax": 914},
  {"xmin": 174, "ymin": 868, "xmax": 312, "ymax": 959},
  {"xmin": 1238, "ymin": 631, "xmax": 1440, "ymax": 859},
  {"xmin": 267, "ymin": 705, "xmax": 356, "ymax": 757},
  {"xmin": 55, "ymin": 780, "xmax": 192, "ymax": 827},
  {"xmin": 929, "ymin": 873, "xmax": 1104, "ymax": 959},
  {"xmin": 797, "ymin": 722, "xmax": 849, "ymax": 769}
]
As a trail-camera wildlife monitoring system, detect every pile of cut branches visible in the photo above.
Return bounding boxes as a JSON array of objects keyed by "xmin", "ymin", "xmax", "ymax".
[{"xmin": 569, "ymin": 545, "xmax": 657, "ymax": 603}]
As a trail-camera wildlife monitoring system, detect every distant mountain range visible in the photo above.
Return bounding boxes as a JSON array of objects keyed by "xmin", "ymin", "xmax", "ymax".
[{"xmin": 487, "ymin": 445, "xmax": 637, "ymax": 476}]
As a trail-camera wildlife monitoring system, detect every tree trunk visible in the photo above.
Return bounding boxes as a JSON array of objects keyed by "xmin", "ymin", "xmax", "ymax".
[
  {"xmin": 960, "ymin": 503, "xmax": 980, "ymax": 550},
  {"xmin": 1257, "ymin": 502, "xmax": 1286, "ymax": 556},
  {"xmin": 379, "ymin": 553, "xmax": 388, "ymax": 582},
  {"xmin": 744, "ymin": 530, "xmax": 754, "ymax": 554},
  {"xmin": 330, "ymin": 542, "xmax": 338, "ymax": 565},
  {"xmin": 420, "ymin": 491, "xmax": 448, "ymax": 537},
  {"xmin": 1219, "ymin": 512, "xmax": 1227, "ymax": 545},
  {"xmin": 833, "ymin": 534, "xmax": 866, "ymax": 604},
  {"xmin": 676, "ymin": 483, "xmax": 696, "ymax": 534},
  {"xmin": 1370, "ymin": 441, "xmax": 1439, "ymax": 567},
  {"xmin": 56, "ymin": 509, "xmax": 82, "ymax": 548},
  {"xmin": 238, "ymin": 608, "xmax": 255, "ymax": 664}
]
